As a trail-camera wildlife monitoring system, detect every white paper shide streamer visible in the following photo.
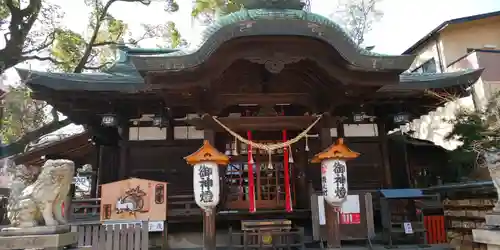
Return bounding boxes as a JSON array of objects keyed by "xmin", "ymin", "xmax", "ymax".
[
  {"xmin": 321, "ymin": 159, "xmax": 348, "ymax": 206},
  {"xmin": 193, "ymin": 161, "xmax": 220, "ymax": 211}
]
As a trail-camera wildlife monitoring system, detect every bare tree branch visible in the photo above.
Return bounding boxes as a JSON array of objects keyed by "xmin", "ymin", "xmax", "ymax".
[
  {"xmin": 91, "ymin": 41, "xmax": 119, "ymax": 47},
  {"xmin": 21, "ymin": 55, "xmax": 63, "ymax": 64},
  {"xmin": 22, "ymin": 30, "xmax": 56, "ymax": 54}
]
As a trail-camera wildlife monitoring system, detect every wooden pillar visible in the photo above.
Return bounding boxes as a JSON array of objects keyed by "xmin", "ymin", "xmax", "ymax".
[
  {"xmin": 203, "ymin": 210, "xmax": 216, "ymax": 250},
  {"xmin": 96, "ymin": 145, "xmax": 106, "ymax": 189},
  {"xmin": 325, "ymin": 204, "xmax": 341, "ymax": 248},
  {"xmin": 118, "ymin": 123, "xmax": 129, "ymax": 180},
  {"xmin": 296, "ymin": 139, "xmax": 309, "ymax": 208},
  {"xmin": 90, "ymin": 146, "xmax": 100, "ymax": 198},
  {"xmin": 320, "ymin": 127, "xmax": 341, "ymax": 248},
  {"xmin": 203, "ymin": 129, "xmax": 217, "ymax": 250},
  {"xmin": 162, "ymin": 221, "xmax": 169, "ymax": 250},
  {"xmin": 377, "ymin": 121, "xmax": 392, "ymax": 188}
]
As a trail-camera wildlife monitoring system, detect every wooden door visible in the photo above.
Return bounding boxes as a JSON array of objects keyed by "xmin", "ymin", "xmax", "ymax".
[{"xmin": 224, "ymin": 139, "xmax": 295, "ymax": 210}]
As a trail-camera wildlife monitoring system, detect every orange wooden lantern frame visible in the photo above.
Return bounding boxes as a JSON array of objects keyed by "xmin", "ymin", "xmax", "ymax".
[
  {"xmin": 184, "ymin": 140, "xmax": 230, "ymax": 166},
  {"xmin": 311, "ymin": 138, "xmax": 360, "ymax": 163}
]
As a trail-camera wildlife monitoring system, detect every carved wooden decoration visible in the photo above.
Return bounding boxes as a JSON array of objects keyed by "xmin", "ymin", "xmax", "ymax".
[
  {"xmin": 245, "ymin": 53, "xmax": 304, "ymax": 74},
  {"xmin": 185, "ymin": 140, "xmax": 230, "ymax": 166},
  {"xmin": 100, "ymin": 178, "xmax": 168, "ymax": 222},
  {"xmin": 311, "ymin": 138, "xmax": 360, "ymax": 163}
]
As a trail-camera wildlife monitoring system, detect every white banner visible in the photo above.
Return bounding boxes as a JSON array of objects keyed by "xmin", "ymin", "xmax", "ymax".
[
  {"xmin": 318, "ymin": 194, "xmax": 361, "ymax": 225},
  {"xmin": 102, "ymin": 221, "xmax": 164, "ymax": 232}
]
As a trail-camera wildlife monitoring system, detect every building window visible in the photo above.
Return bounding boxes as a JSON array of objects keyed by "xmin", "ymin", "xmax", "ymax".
[
  {"xmin": 330, "ymin": 128, "xmax": 338, "ymax": 137},
  {"xmin": 129, "ymin": 127, "xmax": 167, "ymax": 141},
  {"xmin": 173, "ymin": 126, "xmax": 204, "ymax": 140},
  {"xmin": 413, "ymin": 58, "xmax": 437, "ymax": 73},
  {"xmin": 343, "ymin": 124, "xmax": 378, "ymax": 137}
]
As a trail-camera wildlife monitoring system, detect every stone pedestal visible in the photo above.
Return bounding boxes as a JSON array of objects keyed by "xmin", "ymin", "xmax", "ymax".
[
  {"xmin": 473, "ymin": 213, "xmax": 500, "ymax": 250},
  {"xmin": 0, "ymin": 231, "xmax": 77, "ymax": 249}
]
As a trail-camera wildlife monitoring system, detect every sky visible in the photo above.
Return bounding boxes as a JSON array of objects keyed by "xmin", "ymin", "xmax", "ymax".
[{"xmin": 45, "ymin": 0, "xmax": 500, "ymax": 55}]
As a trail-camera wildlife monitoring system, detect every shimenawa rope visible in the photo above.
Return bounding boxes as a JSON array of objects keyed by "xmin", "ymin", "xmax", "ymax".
[{"xmin": 211, "ymin": 114, "xmax": 323, "ymax": 153}]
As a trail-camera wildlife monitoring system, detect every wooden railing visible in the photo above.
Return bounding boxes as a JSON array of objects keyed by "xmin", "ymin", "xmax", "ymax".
[
  {"xmin": 167, "ymin": 191, "xmax": 201, "ymax": 217},
  {"xmin": 69, "ymin": 194, "xmax": 201, "ymax": 223},
  {"xmin": 228, "ymin": 227, "xmax": 305, "ymax": 249},
  {"xmin": 70, "ymin": 221, "xmax": 149, "ymax": 249}
]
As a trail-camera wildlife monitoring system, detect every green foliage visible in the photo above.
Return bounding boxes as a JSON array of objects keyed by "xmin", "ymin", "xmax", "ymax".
[
  {"xmin": 444, "ymin": 108, "xmax": 484, "ymax": 174},
  {"xmin": 51, "ymin": 29, "xmax": 87, "ymax": 72},
  {"xmin": 191, "ymin": 0, "xmax": 241, "ymax": 21},
  {"xmin": 445, "ymin": 92, "xmax": 500, "ymax": 178},
  {"xmin": 1, "ymin": 85, "xmax": 47, "ymax": 144},
  {"xmin": 446, "ymin": 108, "xmax": 488, "ymax": 150},
  {"xmin": 447, "ymin": 92, "xmax": 500, "ymax": 151},
  {"xmin": 166, "ymin": 22, "xmax": 182, "ymax": 48},
  {"xmin": 2, "ymin": 0, "xmax": 184, "ymax": 156},
  {"xmin": 0, "ymin": 0, "xmax": 16, "ymax": 19}
]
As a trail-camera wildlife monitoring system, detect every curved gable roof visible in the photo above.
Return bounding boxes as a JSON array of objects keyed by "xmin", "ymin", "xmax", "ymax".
[{"xmin": 130, "ymin": 8, "xmax": 415, "ymax": 72}]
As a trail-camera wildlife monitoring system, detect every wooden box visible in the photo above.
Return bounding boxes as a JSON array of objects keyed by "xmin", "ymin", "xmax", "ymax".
[{"xmin": 100, "ymin": 178, "xmax": 167, "ymax": 222}]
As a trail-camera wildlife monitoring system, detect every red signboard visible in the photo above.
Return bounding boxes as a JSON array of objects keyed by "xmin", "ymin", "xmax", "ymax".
[{"xmin": 340, "ymin": 212, "xmax": 361, "ymax": 224}]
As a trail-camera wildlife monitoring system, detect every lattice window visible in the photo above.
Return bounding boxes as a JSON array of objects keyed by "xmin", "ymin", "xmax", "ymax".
[{"xmin": 224, "ymin": 140, "xmax": 295, "ymax": 210}]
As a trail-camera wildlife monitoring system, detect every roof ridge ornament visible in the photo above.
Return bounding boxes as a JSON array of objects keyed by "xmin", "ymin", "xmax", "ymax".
[{"xmin": 242, "ymin": 0, "xmax": 305, "ymax": 10}]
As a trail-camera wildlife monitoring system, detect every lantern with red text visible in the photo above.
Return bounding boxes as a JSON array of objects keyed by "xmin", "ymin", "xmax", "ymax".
[
  {"xmin": 185, "ymin": 140, "xmax": 229, "ymax": 212},
  {"xmin": 312, "ymin": 138, "xmax": 360, "ymax": 206}
]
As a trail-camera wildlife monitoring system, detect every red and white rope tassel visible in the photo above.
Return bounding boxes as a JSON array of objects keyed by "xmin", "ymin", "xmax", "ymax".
[{"xmin": 247, "ymin": 130, "xmax": 256, "ymax": 213}]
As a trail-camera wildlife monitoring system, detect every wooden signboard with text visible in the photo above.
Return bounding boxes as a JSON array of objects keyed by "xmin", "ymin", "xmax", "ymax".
[
  {"xmin": 100, "ymin": 178, "xmax": 168, "ymax": 222},
  {"xmin": 311, "ymin": 191, "xmax": 375, "ymax": 241}
]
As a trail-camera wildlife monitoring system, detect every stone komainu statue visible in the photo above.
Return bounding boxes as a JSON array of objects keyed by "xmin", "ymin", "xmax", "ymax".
[{"xmin": 7, "ymin": 159, "xmax": 74, "ymax": 228}]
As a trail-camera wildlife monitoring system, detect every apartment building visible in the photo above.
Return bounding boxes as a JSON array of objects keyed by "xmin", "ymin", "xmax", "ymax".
[
  {"xmin": 398, "ymin": 11, "xmax": 500, "ymax": 149},
  {"xmin": 404, "ymin": 10, "xmax": 500, "ymax": 107}
]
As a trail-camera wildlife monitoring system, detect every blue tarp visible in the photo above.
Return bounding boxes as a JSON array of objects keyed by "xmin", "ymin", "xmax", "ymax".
[{"xmin": 379, "ymin": 189, "xmax": 424, "ymax": 199}]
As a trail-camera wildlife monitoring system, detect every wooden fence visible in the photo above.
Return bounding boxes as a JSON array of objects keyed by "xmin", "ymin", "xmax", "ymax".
[
  {"xmin": 228, "ymin": 226, "xmax": 305, "ymax": 249},
  {"xmin": 71, "ymin": 221, "xmax": 149, "ymax": 250}
]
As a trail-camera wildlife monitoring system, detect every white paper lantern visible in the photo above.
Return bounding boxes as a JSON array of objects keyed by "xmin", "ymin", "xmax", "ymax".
[
  {"xmin": 193, "ymin": 161, "xmax": 220, "ymax": 211},
  {"xmin": 321, "ymin": 159, "xmax": 348, "ymax": 206}
]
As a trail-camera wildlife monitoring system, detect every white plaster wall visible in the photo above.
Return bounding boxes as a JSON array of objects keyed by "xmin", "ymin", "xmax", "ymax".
[{"xmin": 407, "ymin": 40, "xmax": 442, "ymax": 73}]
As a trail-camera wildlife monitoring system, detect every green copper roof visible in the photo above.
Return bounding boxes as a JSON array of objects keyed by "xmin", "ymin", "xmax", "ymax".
[
  {"xmin": 16, "ymin": 68, "xmax": 143, "ymax": 92},
  {"xmin": 129, "ymin": 8, "xmax": 415, "ymax": 72},
  {"xmin": 18, "ymin": 62, "xmax": 483, "ymax": 96},
  {"xmin": 104, "ymin": 45, "xmax": 179, "ymax": 76},
  {"xmin": 15, "ymin": 45, "xmax": 184, "ymax": 92},
  {"xmin": 242, "ymin": 0, "xmax": 305, "ymax": 10},
  {"xmin": 378, "ymin": 68, "xmax": 484, "ymax": 93}
]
